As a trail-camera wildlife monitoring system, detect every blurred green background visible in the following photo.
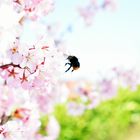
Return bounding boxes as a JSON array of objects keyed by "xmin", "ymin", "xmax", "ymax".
[{"xmin": 52, "ymin": 86, "xmax": 140, "ymax": 140}]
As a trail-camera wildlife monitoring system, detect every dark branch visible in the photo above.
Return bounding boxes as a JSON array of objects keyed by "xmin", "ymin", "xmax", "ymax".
[{"xmin": 0, "ymin": 63, "xmax": 21, "ymax": 69}]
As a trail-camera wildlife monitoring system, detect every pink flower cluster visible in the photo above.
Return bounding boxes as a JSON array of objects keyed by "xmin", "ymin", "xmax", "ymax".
[
  {"xmin": 61, "ymin": 67, "xmax": 140, "ymax": 116},
  {"xmin": 77, "ymin": 0, "xmax": 116, "ymax": 25},
  {"xmin": 13, "ymin": 0, "xmax": 54, "ymax": 20},
  {"xmin": 0, "ymin": 35, "xmax": 59, "ymax": 90},
  {"xmin": 0, "ymin": 85, "xmax": 60, "ymax": 140},
  {"xmin": 0, "ymin": 0, "xmax": 63, "ymax": 139}
]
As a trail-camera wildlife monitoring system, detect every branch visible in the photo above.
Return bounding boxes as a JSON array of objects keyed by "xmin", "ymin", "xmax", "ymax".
[{"xmin": 0, "ymin": 63, "xmax": 21, "ymax": 70}]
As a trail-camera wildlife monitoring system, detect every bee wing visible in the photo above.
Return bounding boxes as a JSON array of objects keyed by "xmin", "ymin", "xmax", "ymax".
[{"xmin": 63, "ymin": 53, "xmax": 71, "ymax": 59}]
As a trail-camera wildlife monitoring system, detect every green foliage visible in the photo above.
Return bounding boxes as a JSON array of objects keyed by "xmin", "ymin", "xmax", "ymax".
[
  {"xmin": 55, "ymin": 86, "xmax": 140, "ymax": 140},
  {"xmin": 39, "ymin": 115, "xmax": 49, "ymax": 136}
]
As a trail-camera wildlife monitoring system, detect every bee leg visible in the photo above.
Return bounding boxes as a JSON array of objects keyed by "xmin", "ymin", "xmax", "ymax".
[
  {"xmin": 65, "ymin": 65, "xmax": 72, "ymax": 72},
  {"xmin": 65, "ymin": 63, "xmax": 71, "ymax": 66}
]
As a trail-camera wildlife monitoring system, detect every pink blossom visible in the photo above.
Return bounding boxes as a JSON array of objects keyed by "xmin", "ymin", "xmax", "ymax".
[
  {"xmin": 102, "ymin": 0, "xmax": 116, "ymax": 11},
  {"xmin": 46, "ymin": 116, "xmax": 60, "ymax": 140},
  {"xmin": 13, "ymin": 0, "xmax": 54, "ymax": 20},
  {"xmin": 97, "ymin": 78, "xmax": 118, "ymax": 100},
  {"xmin": 113, "ymin": 67, "xmax": 140, "ymax": 90},
  {"xmin": 0, "ymin": 120, "xmax": 24, "ymax": 140},
  {"xmin": 77, "ymin": 5, "xmax": 96, "ymax": 26},
  {"xmin": 67, "ymin": 102, "xmax": 86, "ymax": 116}
]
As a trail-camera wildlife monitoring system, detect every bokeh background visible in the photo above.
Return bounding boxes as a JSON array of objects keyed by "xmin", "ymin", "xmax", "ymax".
[{"xmin": 46, "ymin": 0, "xmax": 140, "ymax": 140}]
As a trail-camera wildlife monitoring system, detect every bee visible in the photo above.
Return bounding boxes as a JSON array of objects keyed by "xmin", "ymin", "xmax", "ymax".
[{"xmin": 65, "ymin": 56, "xmax": 80, "ymax": 72}]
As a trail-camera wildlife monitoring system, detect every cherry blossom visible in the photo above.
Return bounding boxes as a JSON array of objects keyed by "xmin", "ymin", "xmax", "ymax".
[{"xmin": 77, "ymin": 0, "xmax": 116, "ymax": 25}]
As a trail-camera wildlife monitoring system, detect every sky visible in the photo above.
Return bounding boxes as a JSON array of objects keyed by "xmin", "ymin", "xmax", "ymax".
[{"xmin": 47, "ymin": 0, "xmax": 140, "ymax": 80}]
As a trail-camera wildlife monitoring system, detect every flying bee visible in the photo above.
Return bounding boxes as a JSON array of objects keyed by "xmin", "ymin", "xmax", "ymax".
[{"xmin": 65, "ymin": 56, "xmax": 80, "ymax": 72}]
